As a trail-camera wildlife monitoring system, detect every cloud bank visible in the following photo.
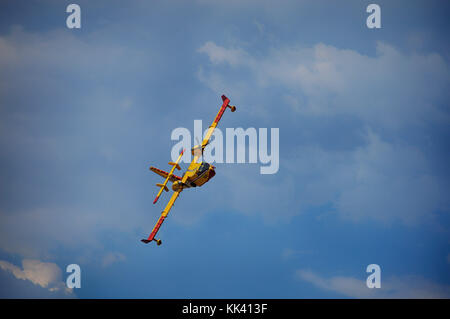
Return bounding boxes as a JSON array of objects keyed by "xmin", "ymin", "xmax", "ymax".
[
  {"xmin": 198, "ymin": 40, "xmax": 450, "ymax": 225},
  {"xmin": 0, "ymin": 259, "xmax": 73, "ymax": 297},
  {"xmin": 297, "ymin": 269, "xmax": 450, "ymax": 298}
]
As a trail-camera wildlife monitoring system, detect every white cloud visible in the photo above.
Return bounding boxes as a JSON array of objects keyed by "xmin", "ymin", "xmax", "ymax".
[
  {"xmin": 201, "ymin": 129, "xmax": 447, "ymax": 226},
  {"xmin": 335, "ymin": 131, "xmax": 447, "ymax": 224},
  {"xmin": 0, "ymin": 259, "xmax": 73, "ymax": 295},
  {"xmin": 0, "ymin": 26, "xmax": 156, "ymax": 260},
  {"xmin": 198, "ymin": 41, "xmax": 450, "ymax": 128},
  {"xmin": 101, "ymin": 252, "xmax": 126, "ymax": 268},
  {"xmin": 286, "ymin": 130, "xmax": 448, "ymax": 225},
  {"xmin": 296, "ymin": 269, "xmax": 450, "ymax": 298},
  {"xmin": 197, "ymin": 41, "xmax": 450, "ymax": 225},
  {"xmin": 198, "ymin": 42, "xmax": 250, "ymax": 67}
]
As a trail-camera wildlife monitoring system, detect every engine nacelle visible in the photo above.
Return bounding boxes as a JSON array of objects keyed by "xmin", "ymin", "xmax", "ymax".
[{"xmin": 172, "ymin": 180, "xmax": 184, "ymax": 192}]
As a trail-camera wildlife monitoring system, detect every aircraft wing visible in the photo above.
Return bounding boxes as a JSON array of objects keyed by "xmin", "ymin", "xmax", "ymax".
[
  {"xmin": 141, "ymin": 190, "xmax": 182, "ymax": 244},
  {"xmin": 191, "ymin": 95, "xmax": 235, "ymax": 161}
]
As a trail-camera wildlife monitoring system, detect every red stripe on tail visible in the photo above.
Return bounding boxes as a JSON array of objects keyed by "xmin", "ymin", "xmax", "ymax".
[{"xmin": 214, "ymin": 95, "xmax": 230, "ymax": 124}]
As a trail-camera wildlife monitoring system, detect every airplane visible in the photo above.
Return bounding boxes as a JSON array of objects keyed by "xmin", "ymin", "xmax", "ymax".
[{"xmin": 141, "ymin": 95, "xmax": 236, "ymax": 245}]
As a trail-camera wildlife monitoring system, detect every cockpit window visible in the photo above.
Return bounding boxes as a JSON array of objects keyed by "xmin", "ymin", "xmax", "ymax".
[{"xmin": 198, "ymin": 162, "xmax": 210, "ymax": 174}]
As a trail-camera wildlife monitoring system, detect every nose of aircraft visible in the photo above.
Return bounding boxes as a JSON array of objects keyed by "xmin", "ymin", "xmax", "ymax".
[{"xmin": 209, "ymin": 168, "xmax": 216, "ymax": 179}]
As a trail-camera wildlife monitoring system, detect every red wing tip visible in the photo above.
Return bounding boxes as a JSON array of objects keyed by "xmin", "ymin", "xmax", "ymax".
[
  {"xmin": 153, "ymin": 196, "xmax": 159, "ymax": 204},
  {"xmin": 141, "ymin": 239, "xmax": 151, "ymax": 244},
  {"xmin": 221, "ymin": 94, "xmax": 228, "ymax": 101}
]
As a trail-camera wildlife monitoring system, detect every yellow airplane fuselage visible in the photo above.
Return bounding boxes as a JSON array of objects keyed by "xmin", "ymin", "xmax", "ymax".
[{"xmin": 172, "ymin": 162, "xmax": 216, "ymax": 191}]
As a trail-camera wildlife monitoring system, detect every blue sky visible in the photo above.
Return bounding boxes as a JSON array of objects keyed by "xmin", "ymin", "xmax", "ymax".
[{"xmin": 0, "ymin": 0, "xmax": 449, "ymax": 298}]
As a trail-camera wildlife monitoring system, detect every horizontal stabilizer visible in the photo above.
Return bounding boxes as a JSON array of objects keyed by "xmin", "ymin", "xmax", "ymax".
[
  {"xmin": 150, "ymin": 167, "xmax": 182, "ymax": 182},
  {"xmin": 156, "ymin": 183, "xmax": 169, "ymax": 192},
  {"xmin": 168, "ymin": 162, "xmax": 181, "ymax": 170}
]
